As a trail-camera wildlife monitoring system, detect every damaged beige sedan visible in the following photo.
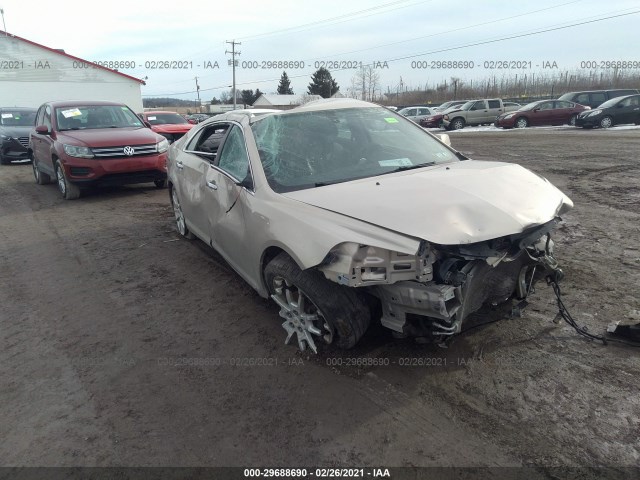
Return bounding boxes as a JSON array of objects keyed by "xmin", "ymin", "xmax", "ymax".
[{"xmin": 167, "ymin": 99, "xmax": 572, "ymax": 353}]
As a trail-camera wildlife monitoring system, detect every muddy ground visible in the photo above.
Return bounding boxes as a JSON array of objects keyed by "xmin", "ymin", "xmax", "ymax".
[{"xmin": 0, "ymin": 127, "xmax": 638, "ymax": 471}]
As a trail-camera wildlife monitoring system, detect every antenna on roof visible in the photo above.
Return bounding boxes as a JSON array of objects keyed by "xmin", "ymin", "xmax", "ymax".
[{"xmin": 0, "ymin": 7, "xmax": 7, "ymax": 35}]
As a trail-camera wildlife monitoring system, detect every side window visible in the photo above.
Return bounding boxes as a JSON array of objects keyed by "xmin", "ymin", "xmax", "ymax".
[
  {"xmin": 487, "ymin": 100, "xmax": 500, "ymax": 109},
  {"xmin": 555, "ymin": 101, "xmax": 572, "ymax": 109},
  {"xmin": 471, "ymin": 101, "xmax": 485, "ymax": 110},
  {"xmin": 187, "ymin": 124, "xmax": 230, "ymax": 154},
  {"xmin": 44, "ymin": 106, "xmax": 52, "ymax": 130},
  {"xmin": 418, "ymin": 108, "xmax": 429, "ymax": 116},
  {"xmin": 216, "ymin": 125, "xmax": 251, "ymax": 183},
  {"xmin": 575, "ymin": 94, "xmax": 589, "ymax": 105},
  {"xmin": 36, "ymin": 106, "xmax": 44, "ymax": 126},
  {"xmin": 591, "ymin": 93, "xmax": 606, "ymax": 106},
  {"xmin": 538, "ymin": 102, "xmax": 553, "ymax": 110}
]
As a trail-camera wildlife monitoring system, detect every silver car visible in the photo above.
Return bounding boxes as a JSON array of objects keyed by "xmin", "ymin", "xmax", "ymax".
[
  {"xmin": 397, "ymin": 106, "xmax": 436, "ymax": 123},
  {"xmin": 167, "ymin": 99, "xmax": 572, "ymax": 353}
]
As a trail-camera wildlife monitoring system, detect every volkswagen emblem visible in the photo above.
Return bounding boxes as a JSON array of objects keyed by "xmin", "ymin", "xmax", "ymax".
[{"xmin": 123, "ymin": 146, "xmax": 135, "ymax": 156}]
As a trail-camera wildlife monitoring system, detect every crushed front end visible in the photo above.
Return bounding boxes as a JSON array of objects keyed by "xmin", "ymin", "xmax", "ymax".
[{"xmin": 319, "ymin": 218, "xmax": 565, "ymax": 343}]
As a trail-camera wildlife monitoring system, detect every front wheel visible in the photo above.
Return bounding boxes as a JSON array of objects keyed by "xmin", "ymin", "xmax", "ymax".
[
  {"xmin": 0, "ymin": 155, "xmax": 10, "ymax": 165},
  {"xmin": 55, "ymin": 160, "xmax": 81, "ymax": 200},
  {"xmin": 599, "ymin": 116, "xmax": 613, "ymax": 128},
  {"xmin": 264, "ymin": 252, "xmax": 371, "ymax": 353},
  {"xmin": 450, "ymin": 118, "xmax": 465, "ymax": 130}
]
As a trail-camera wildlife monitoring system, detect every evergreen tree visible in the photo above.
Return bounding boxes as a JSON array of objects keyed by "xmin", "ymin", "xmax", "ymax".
[
  {"xmin": 307, "ymin": 67, "xmax": 339, "ymax": 98},
  {"xmin": 253, "ymin": 88, "xmax": 264, "ymax": 103},
  {"xmin": 241, "ymin": 89, "xmax": 255, "ymax": 106},
  {"xmin": 277, "ymin": 71, "xmax": 294, "ymax": 94}
]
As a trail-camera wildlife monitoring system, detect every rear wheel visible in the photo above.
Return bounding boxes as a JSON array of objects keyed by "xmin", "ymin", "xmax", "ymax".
[
  {"xmin": 55, "ymin": 160, "xmax": 81, "ymax": 200},
  {"xmin": 264, "ymin": 252, "xmax": 370, "ymax": 353},
  {"xmin": 33, "ymin": 159, "xmax": 51, "ymax": 185},
  {"xmin": 154, "ymin": 179, "xmax": 168, "ymax": 188},
  {"xmin": 170, "ymin": 186, "xmax": 194, "ymax": 239},
  {"xmin": 568, "ymin": 114, "xmax": 578, "ymax": 126},
  {"xmin": 515, "ymin": 117, "xmax": 529, "ymax": 128},
  {"xmin": 599, "ymin": 116, "xmax": 613, "ymax": 128}
]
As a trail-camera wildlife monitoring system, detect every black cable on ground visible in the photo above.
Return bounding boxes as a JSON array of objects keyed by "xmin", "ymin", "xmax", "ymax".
[{"xmin": 547, "ymin": 277, "xmax": 640, "ymax": 348}]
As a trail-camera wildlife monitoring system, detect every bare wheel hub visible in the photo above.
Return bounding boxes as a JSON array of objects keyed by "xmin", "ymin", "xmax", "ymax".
[{"xmin": 271, "ymin": 277, "xmax": 332, "ymax": 353}]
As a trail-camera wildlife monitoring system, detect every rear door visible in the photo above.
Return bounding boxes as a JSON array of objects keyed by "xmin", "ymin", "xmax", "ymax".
[
  {"xmin": 589, "ymin": 92, "xmax": 607, "ymax": 108},
  {"xmin": 553, "ymin": 101, "xmax": 575, "ymax": 125},
  {"xmin": 486, "ymin": 99, "xmax": 503, "ymax": 123},
  {"xmin": 614, "ymin": 96, "xmax": 640, "ymax": 125},
  {"xmin": 176, "ymin": 122, "xmax": 231, "ymax": 243}
]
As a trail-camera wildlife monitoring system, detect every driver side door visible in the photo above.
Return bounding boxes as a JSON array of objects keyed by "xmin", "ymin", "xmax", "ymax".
[{"xmin": 204, "ymin": 124, "xmax": 255, "ymax": 282}]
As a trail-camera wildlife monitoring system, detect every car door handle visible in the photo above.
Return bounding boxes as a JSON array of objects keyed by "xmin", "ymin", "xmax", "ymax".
[
  {"xmin": 176, "ymin": 161, "xmax": 184, "ymax": 169},
  {"xmin": 206, "ymin": 180, "xmax": 218, "ymax": 190}
]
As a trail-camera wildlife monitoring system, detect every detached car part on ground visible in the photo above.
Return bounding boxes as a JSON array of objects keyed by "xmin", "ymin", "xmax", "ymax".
[{"xmin": 168, "ymin": 99, "xmax": 573, "ymax": 353}]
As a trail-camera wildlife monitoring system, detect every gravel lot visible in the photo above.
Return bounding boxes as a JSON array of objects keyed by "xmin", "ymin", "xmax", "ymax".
[{"xmin": 1, "ymin": 127, "xmax": 638, "ymax": 471}]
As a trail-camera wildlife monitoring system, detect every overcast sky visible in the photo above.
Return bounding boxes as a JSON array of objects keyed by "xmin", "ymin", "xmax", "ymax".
[{"xmin": 2, "ymin": 0, "xmax": 638, "ymax": 100}]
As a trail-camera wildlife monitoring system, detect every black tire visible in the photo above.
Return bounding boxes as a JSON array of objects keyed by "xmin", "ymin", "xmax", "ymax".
[
  {"xmin": 32, "ymin": 159, "xmax": 51, "ymax": 184},
  {"xmin": 264, "ymin": 252, "xmax": 370, "ymax": 350},
  {"xmin": 599, "ymin": 116, "xmax": 613, "ymax": 129},
  {"xmin": 514, "ymin": 117, "xmax": 529, "ymax": 129},
  {"xmin": 55, "ymin": 160, "xmax": 81, "ymax": 200},
  {"xmin": 154, "ymin": 179, "xmax": 168, "ymax": 188},
  {"xmin": 450, "ymin": 117, "xmax": 465, "ymax": 130},
  {"xmin": 170, "ymin": 186, "xmax": 194, "ymax": 239},
  {"xmin": 0, "ymin": 155, "xmax": 10, "ymax": 165},
  {"xmin": 568, "ymin": 114, "xmax": 578, "ymax": 126}
]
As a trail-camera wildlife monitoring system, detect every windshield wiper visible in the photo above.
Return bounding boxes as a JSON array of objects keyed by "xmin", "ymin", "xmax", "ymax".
[
  {"xmin": 58, "ymin": 127, "xmax": 81, "ymax": 131},
  {"xmin": 314, "ymin": 179, "xmax": 349, "ymax": 187},
  {"xmin": 385, "ymin": 162, "xmax": 436, "ymax": 173}
]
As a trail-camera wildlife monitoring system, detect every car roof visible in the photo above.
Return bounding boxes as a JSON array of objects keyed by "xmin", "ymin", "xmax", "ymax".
[
  {"xmin": 47, "ymin": 100, "xmax": 128, "ymax": 108},
  {"xmin": 143, "ymin": 111, "xmax": 182, "ymax": 115},
  {"xmin": 0, "ymin": 106, "xmax": 37, "ymax": 112}
]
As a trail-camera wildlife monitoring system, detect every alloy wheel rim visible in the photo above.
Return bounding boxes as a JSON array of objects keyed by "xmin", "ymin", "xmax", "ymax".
[
  {"xmin": 33, "ymin": 162, "xmax": 39, "ymax": 181},
  {"xmin": 601, "ymin": 117, "xmax": 612, "ymax": 128},
  {"xmin": 271, "ymin": 277, "xmax": 333, "ymax": 353},
  {"xmin": 172, "ymin": 189, "xmax": 186, "ymax": 235},
  {"xmin": 516, "ymin": 118, "xmax": 527, "ymax": 128}
]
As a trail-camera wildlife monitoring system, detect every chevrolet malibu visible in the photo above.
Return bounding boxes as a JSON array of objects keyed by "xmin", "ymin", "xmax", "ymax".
[
  {"xmin": 31, "ymin": 101, "xmax": 169, "ymax": 199},
  {"xmin": 168, "ymin": 99, "xmax": 573, "ymax": 353}
]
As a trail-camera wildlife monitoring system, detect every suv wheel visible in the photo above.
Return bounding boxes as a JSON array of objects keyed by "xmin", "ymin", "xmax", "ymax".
[
  {"xmin": 450, "ymin": 118, "xmax": 465, "ymax": 130},
  {"xmin": 0, "ymin": 154, "xmax": 10, "ymax": 165},
  {"xmin": 154, "ymin": 179, "xmax": 168, "ymax": 189},
  {"xmin": 33, "ymin": 159, "xmax": 51, "ymax": 185},
  {"xmin": 55, "ymin": 160, "xmax": 81, "ymax": 200}
]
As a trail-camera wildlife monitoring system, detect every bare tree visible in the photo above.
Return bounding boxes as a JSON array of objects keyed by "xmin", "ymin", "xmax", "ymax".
[{"xmin": 351, "ymin": 65, "xmax": 380, "ymax": 101}]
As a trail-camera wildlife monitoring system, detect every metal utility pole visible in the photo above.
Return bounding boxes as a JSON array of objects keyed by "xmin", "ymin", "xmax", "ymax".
[
  {"xmin": 225, "ymin": 40, "xmax": 241, "ymax": 110},
  {"xmin": 194, "ymin": 76, "xmax": 201, "ymax": 113}
]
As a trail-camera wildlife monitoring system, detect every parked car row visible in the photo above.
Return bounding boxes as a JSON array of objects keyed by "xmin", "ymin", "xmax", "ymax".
[
  {"xmin": 418, "ymin": 89, "xmax": 640, "ymax": 130},
  {"xmin": 2, "ymin": 97, "xmax": 578, "ymax": 353}
]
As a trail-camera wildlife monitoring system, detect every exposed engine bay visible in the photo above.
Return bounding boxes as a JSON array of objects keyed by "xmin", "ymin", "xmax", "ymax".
[{"xmin": 319, "ymin": 218, "xmax": 564, "ymax": 342}]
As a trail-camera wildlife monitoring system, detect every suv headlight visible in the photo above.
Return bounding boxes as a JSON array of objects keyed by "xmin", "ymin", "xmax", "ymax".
[
  {"xmin": 156, "ymin": 138, "xmax": 169, "ymax": 153},
  {"xmin": 63, "ymin": 144, "xmax": 94, "ymax": 158},
  {"xmin": 587, "ymin": 109, "xmax": 602, "ymax": 117}
]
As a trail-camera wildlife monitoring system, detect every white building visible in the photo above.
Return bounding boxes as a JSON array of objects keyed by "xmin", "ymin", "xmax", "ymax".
[
  {"xmin": 253, "ymin": 94, "xmax": 322, "ymax": 110},
  {"xmin": 0, "ymin": 31, "xmax": 145, "ymax": 111}
]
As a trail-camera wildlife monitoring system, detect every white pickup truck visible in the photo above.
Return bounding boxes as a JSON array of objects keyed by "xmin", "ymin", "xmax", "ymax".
[{"xmin": 442, "ymin": 99, "xmax": 520, "ymax": 130}]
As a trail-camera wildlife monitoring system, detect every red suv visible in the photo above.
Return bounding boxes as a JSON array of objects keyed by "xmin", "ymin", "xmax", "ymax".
[
  {"xmin": 30, "ymin": 101, "xmax": 169, "ymax": 199},
  {"xmin": 139, "ymin": 111, "xmax": 194, "ymax": 143}
]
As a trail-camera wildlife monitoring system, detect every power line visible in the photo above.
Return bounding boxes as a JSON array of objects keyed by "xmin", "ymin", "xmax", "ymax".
[{"xmin": 142, "ymin": 9, "xmax": 639, "ymax": 97}]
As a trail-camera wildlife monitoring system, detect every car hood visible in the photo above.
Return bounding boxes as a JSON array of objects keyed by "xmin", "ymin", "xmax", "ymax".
[
  {"xmin": 1, "ymin": 126, "xmax": 34, "ymax": 137},
  {"xmin": 283, "ymin": 160, "xmax": 573, "ymax": 245},
  {"xmin": 151, "ymin": 124, "xmax": 193, "ymax": 134},
  {"xmin": 55, "ymin": 127, "xmax": 163, "ymax": 147}
]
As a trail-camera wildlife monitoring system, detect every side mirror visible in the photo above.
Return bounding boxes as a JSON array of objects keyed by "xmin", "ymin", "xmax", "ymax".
[
  {"xmin": 35, "ymin": 125, "xmax": 50, "ymax": 135},
  {"xmin": 437, "ymin": 134, "xmax": 451, "ymax": 146}
]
